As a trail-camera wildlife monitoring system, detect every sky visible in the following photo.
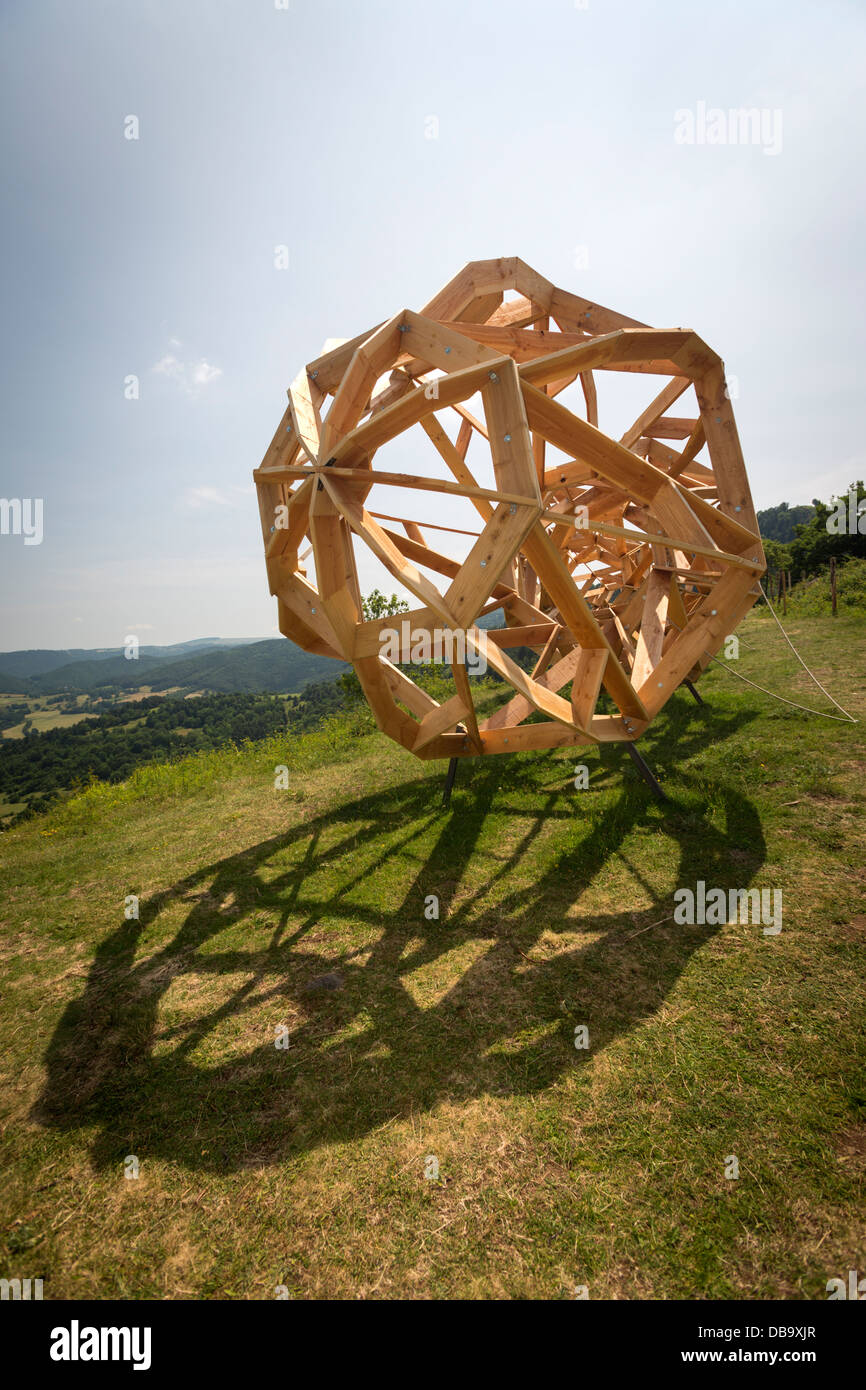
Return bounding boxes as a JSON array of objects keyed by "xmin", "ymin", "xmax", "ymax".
[{"xmin": 1, "ymin": 0, "xmax": 864, "ymax": 650}]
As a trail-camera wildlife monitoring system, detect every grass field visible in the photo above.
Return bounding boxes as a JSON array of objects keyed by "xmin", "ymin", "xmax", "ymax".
[
  {"xmin": 2, "ymin": 711, "xmax": 91, "ymax": 739},
  {"xmin": 0, "ymin": 612, "xmax": 863, "ymax": 1300},
  {"xmin": 0, "ymin": 693, "xmax": 93, "ymax": 740}
]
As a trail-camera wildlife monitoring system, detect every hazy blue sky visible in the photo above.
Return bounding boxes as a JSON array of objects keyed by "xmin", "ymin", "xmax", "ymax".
[{"xmin": 1, "ymin": 0, "xmax": 864, "ymax": 649}]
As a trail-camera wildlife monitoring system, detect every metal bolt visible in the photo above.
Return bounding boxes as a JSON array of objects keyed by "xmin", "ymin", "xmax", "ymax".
[
  {"xmin": 735, "ymin": 505, "xmax": 742, "ymax": 512},
  {"xmin": 311, "ymin": 607, "xmax": 316, "ymax": 614},
  {"xmin": 711, "ymin": 609, "xmax": 717, "ymax": 615},
  {"xmin": 310, "ymin": 370, "xmax": 318, "ymax": 379},
  {"xmin": 399, "ymin": 324, "xmax": 409, "ymax": 333},
  {"xmin": 488, "ymin": 371, "xmax": 499, "ymax": 382},
  {"xmin": 509, "ymin": 504, "xmax": 516, "ymax": 514},
  {"xmin": 480, "ymin": 560, "xmax": 487, "ymax": 568},
  {"xmin": 270, "ymin": 525, "xmax": 275, "ymax": 533},
  {"xmin": 504, "ymin": 433, "xmax": 511, "ymax": 442},
  {"xmin": 444, "ymin": 346, "xmax": 452, "ymax": 354}
]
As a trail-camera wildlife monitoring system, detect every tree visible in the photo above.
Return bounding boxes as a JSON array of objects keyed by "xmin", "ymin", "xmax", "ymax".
[
  {"xmin": 762, "ymin": 538, "xmax": 793, "ymax": 586},
  {"xmin": 361, "ymin": 589, "xmax": 408, "ymax": 621},
  {"xmin": 788, "ymin": 481, "xmax": 865, "ymax": 581},
  {"xmin": 757, "ymin": 500, "xmax": 815, "ymax": 543},
  {"xmin": 335, "ymin": 591, "xmax": 409, "ymax": 703}
]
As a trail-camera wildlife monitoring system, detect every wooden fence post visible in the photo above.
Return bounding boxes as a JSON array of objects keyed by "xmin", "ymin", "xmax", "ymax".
[{"xmin": 830, "ymin": 556, "xmax": 837, "ymax": 616}]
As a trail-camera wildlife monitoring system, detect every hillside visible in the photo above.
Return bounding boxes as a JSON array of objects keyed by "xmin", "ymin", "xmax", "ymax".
[
  {"xmin": 0, "ymin": 611, "xmax": 863, "ymax": 1299},
  {"xmin": 757, "ymin": 501, "xmax": 816, "ymax": 542},
  {"xmin": 0, "ymin": 638, "xmax": 256, "ymax": 682},
  {"xmin": 142, "ymin": 639, "xmax": 346, "ymax": 695},
  {"xmin": 0, "ymin": 639, "xmax": 347, "ymax": 697},
  {"xmin": 0, "ymin": 621, "xmax": 509, "ymax": 700}
]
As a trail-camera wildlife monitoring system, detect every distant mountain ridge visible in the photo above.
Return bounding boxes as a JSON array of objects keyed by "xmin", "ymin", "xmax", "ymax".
[
  {"xmin": 0, "ymin": 638, "xmax": 345, "ymax": 697},
  {"xmin": 0, "ymin": 616, "xmax": 509, "ymax": 698},
  {"xmin": 0, "ymin": 637, "xmax": 259, "ymax": 680}
]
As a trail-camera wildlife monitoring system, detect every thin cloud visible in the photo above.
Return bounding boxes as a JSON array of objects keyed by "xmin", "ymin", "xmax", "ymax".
[
  {"xmin": 191, "ymin": 361, "xmax": 222, "ymax": 386},
  {"xmin": 152, "ymin": 342, "xmax": 223, "ymax": 394},
  {"xmin": 184, "ymin": 486, "xmax": 231, "ymax": 508}
]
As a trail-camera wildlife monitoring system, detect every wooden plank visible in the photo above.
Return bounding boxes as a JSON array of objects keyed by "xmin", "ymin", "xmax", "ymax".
[
  {"xmin": 630, "ymin": 568, "xmax": 670, "ymax": 689},
  {"xmin": 635, "ymin": 568, "xmax": 755, "ymax": 718},
  {"xmin": 308, "ymin": 484, "xmax": 362, "ymax": 657},
  {"xmin": 530, "ymin": 624, "xmax": 562, "ymax": 679},
  {"xmin": 401, "ymin": 309, "xmax": 499, "ymax": 373},
  {"xmin": 322, "ymin": 475, "xmax": 458, "ymax": 623},
  {"xmin": 486, "ymin": 623, "xmax": 561, "ymax": 649},
  {"xmin": 414, "ymin": 692, "xmax": 471, "ymax": 751},
  {"xmin": 354, "ymin": 656, "xmax": 418, "ymax": 750},
  {"xmin": 541, "ymin": 507, "xmax": 759, "ymax": 573},
  {"xmin": 480, "ymin": 643, "xmax": 586, "ymax": 732},
  {"xmin": 570, "ymin": 648, "xmax": 608, "ymax": 730},
  {"xmin": 522, "ymin": 381, "xmax": 669, "ymax": 503},
  {"xmin": 519, "ymin": 522, "xmax": 648, "ymax": 721},
  {"xmin": 287, "ymin": 368, "xmax": 324, "ymax": 463},
  {"xmin": 549, "ymin": 285, "xmax": 649, "ymax": 335},
  {"xmin": 519, "ymin": 330, "xmax": 692, "ymax": 388},
  {"xmin": 265, "ymin": 475, "xmax": 315, "ymax": 562},
  {"xmin": 694, "ymin": 363, "xmax": 762, "ymax": 544},
  {"xmin": 331, "ymin": 357, "xmax": 510, "ymax": 467},
  {"xmin": 318, "ymin": 315, "xmax": 405, "ymax": 459},
  {"xmin": 619, "ymin": 377, "xmax": 691, "ymax": 450},
  {"xmin": 445, "ymin": 501, "xmax": 539, "ymax": 627},
  {"xmin": 306, "ymin": 321, "xmax": 386, "ymax": 393},
  {"xmin": 419, "ymin": 414, "xmax": 494, "ymax": 521},
  {"xmin": 451, "ymin": 658, "xmax": 482, "ymax": 750},
  {"xmin": 256, "ymin": 463, "xmax": 537, "ymax": 511}
]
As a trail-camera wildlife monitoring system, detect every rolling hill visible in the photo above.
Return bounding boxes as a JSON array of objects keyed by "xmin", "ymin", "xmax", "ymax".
[{"xmin": 0, "ymin": 639, "xmax": 346, "ymax": 697}]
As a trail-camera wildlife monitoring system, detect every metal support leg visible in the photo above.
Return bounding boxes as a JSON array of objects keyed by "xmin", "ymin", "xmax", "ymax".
[
  {"xmin": 625, "ymin": 743, "xmax": 668, "ymax": 802},
  {"xmin": 442, "ymin": 757, "xmax": 459, "ymax": 808},
  {"xmin": 684, "ymin": 679, "xmax": 704, "ymax": 705}
]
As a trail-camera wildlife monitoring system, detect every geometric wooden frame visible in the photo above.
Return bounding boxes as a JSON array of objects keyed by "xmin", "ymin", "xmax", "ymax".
[{"xmin": 253, "ymin": 258, "xmax": 765, "ymax": 760}]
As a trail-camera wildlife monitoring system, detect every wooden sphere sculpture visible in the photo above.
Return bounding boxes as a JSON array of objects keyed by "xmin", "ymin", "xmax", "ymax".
[{"xmin": 254, "ymin": 258, "xmax": 764, "ymax": 761}]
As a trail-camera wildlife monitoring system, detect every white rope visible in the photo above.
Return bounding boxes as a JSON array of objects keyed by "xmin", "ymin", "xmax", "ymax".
[
  {"xmin": 757, "ymin": 582, "xmax": 856, "ymax": 720},
  {"xmin": 666, "ymin": 611, "xmax": 858, "ymax": 724},
  {"xmin": 700, "ymin": 650, "xmax": 857, "ymax": 723}
]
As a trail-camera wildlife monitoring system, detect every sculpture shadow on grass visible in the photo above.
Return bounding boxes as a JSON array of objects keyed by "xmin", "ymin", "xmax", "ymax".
[{"xmin": 34, "ymin": 695, "xmax": 765, "ymax": 1172}]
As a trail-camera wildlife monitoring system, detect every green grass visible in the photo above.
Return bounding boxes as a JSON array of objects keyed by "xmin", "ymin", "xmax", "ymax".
[
  {"xmin": 2, "ymin": 710, "xmax": 91, "ymax": 739},
  {"xmin": 762, "ymin": 556, "xmax": 866, "ymax": 617},
  {"xmin": 0, "ymin": 613, "xmax": 864, "ymax": 1300}
]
